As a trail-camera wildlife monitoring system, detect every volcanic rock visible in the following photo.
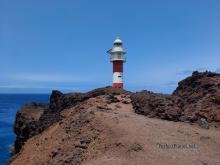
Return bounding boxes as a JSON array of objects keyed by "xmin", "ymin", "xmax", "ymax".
[
  {"xmin": 173, "ymin": 71, "xmax": 220, "ymax": 123},
  {"xmin": 131, "ymin": 71, "xmax": 220, "ymax": 126},
  {"xmin": 131, "ymin": 91, "xmax": 182, "ymax": 121},
  {"xmin": 13, "ymin": 102, "xmax": 48, "ymax": 154}
]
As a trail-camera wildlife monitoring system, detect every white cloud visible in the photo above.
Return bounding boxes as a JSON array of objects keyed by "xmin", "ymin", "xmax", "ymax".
[
  {"xmin": 3, "ymin": 73, "xmax": 106, "ymax": 83},
  {"xmin": 0, "ymin": 72, "xmax": 109, "ymax": 93},
  {"xmin": 0, "ymin": 84, "xmax": 77, "ymax": 90},
  {"xmin": 176, "ymin": 68, "xmax": 207, "ymax": 75},
  {"xmin": 216, "ymin": 68, "xmax": 220, "ymax": 73}
]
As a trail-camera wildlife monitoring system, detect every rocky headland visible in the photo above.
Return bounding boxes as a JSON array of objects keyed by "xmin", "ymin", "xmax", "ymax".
[{"xmin": 9, "ymin": 71, "xmax": 220, "ymax": 165}]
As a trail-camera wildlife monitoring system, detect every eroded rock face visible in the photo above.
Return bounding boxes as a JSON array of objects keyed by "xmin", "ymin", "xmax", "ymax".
[
  {"xmin": 131, "ymin": 71, "xmax": 220, "ymax": 126},
  {"xmin": 173, "ymin": 71, "xmax": 220, "ymax": 123},
  {"xmin": 13, "ymin": 103, "xmax": 48, "ymax": 154},
  {"xmin": 131, "ymin": 91, "xmax": 183, "ymax": 121}
]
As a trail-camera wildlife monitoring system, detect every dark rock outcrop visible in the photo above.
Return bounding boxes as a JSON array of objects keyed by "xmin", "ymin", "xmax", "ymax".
[
  {"xmin": 173, "ymin": 71, "xmax": 220, "ymax": 123},
  {"xmin": 48, "ymin": 86, "xmax": 131, "ymax": 113},
  {"xmin": 131, "ymin": 91, "xmax": 183, "ymax": 121},
  {"xmin": 13, "ymin": 103, "xmax": 48, "ymax": 154},
  {"xmin": 131, "ymin": 71, "xmax": 220, "ymax": 126}
]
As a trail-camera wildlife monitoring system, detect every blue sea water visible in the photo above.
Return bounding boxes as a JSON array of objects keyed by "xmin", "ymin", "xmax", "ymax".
[{"xmin": 0, "ymin": 94, "xmax": 50, "ymax": 165}]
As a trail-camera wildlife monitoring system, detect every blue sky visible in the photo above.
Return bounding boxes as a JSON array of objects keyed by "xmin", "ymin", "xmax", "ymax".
[{"xmin": 0, "ymin": 0, "xmax": 220, "ymax": 94}]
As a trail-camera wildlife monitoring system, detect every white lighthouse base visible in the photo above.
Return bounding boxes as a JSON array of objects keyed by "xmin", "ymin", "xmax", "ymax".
[{"xmin": 113, "ymin": 72, "xmax": 123, "ymax": 88}]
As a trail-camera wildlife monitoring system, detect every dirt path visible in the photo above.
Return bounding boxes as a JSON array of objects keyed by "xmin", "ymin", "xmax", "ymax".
[{"xmin": 82, "ymin": 96, "xmax": 220, "ymax": 165}]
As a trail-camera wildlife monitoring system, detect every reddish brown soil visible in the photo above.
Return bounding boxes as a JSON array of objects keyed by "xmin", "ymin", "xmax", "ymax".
[{"xmin": 10, "ymin": 94, "xmax": 220, "ymax": 165}]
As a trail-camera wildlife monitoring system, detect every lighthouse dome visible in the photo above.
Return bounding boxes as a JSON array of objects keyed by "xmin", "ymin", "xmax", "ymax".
[
  {"xmin": 107, "ymin": 36, "xmax": 126, "ymax": 54},
  {"xmin": 114, "ymin": 37, "xmax": 123, "ymax": 44}
]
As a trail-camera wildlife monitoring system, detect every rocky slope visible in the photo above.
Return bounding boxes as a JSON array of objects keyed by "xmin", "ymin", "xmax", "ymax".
[
  {"xmin": 12, "ymin": 87, "xmax": 130, "ymax": 155},
  {"xmin": 9, "ymin": 72, "xmax": 220, "ymax": 165}
]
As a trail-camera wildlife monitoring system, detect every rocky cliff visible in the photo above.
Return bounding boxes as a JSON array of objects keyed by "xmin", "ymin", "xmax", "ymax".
[{"xmin": 10, "ymin": 72, "xmax": 220, "ymax": 165}]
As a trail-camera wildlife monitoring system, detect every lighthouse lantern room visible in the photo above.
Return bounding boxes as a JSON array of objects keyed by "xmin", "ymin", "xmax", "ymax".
[{"xmin": 107, "ymin": 37, "xmax": 126, "ymax": 88}]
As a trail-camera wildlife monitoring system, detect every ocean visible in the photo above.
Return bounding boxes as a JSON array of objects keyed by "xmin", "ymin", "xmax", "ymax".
[{"xmin": 0, "ymin": 94, "xmax": 50, "ymax": 165}]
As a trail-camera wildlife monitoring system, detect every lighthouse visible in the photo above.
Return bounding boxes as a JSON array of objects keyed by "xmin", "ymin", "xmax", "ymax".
[{"xmin": 107, "ymin": 37, "xmax": 126, "ymax": 88}]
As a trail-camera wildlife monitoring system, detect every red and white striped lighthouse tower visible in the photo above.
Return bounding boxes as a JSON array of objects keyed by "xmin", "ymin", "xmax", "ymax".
[{"xmin": 107, "ymin": 37, "xmax": 126, "ymax": 88}]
